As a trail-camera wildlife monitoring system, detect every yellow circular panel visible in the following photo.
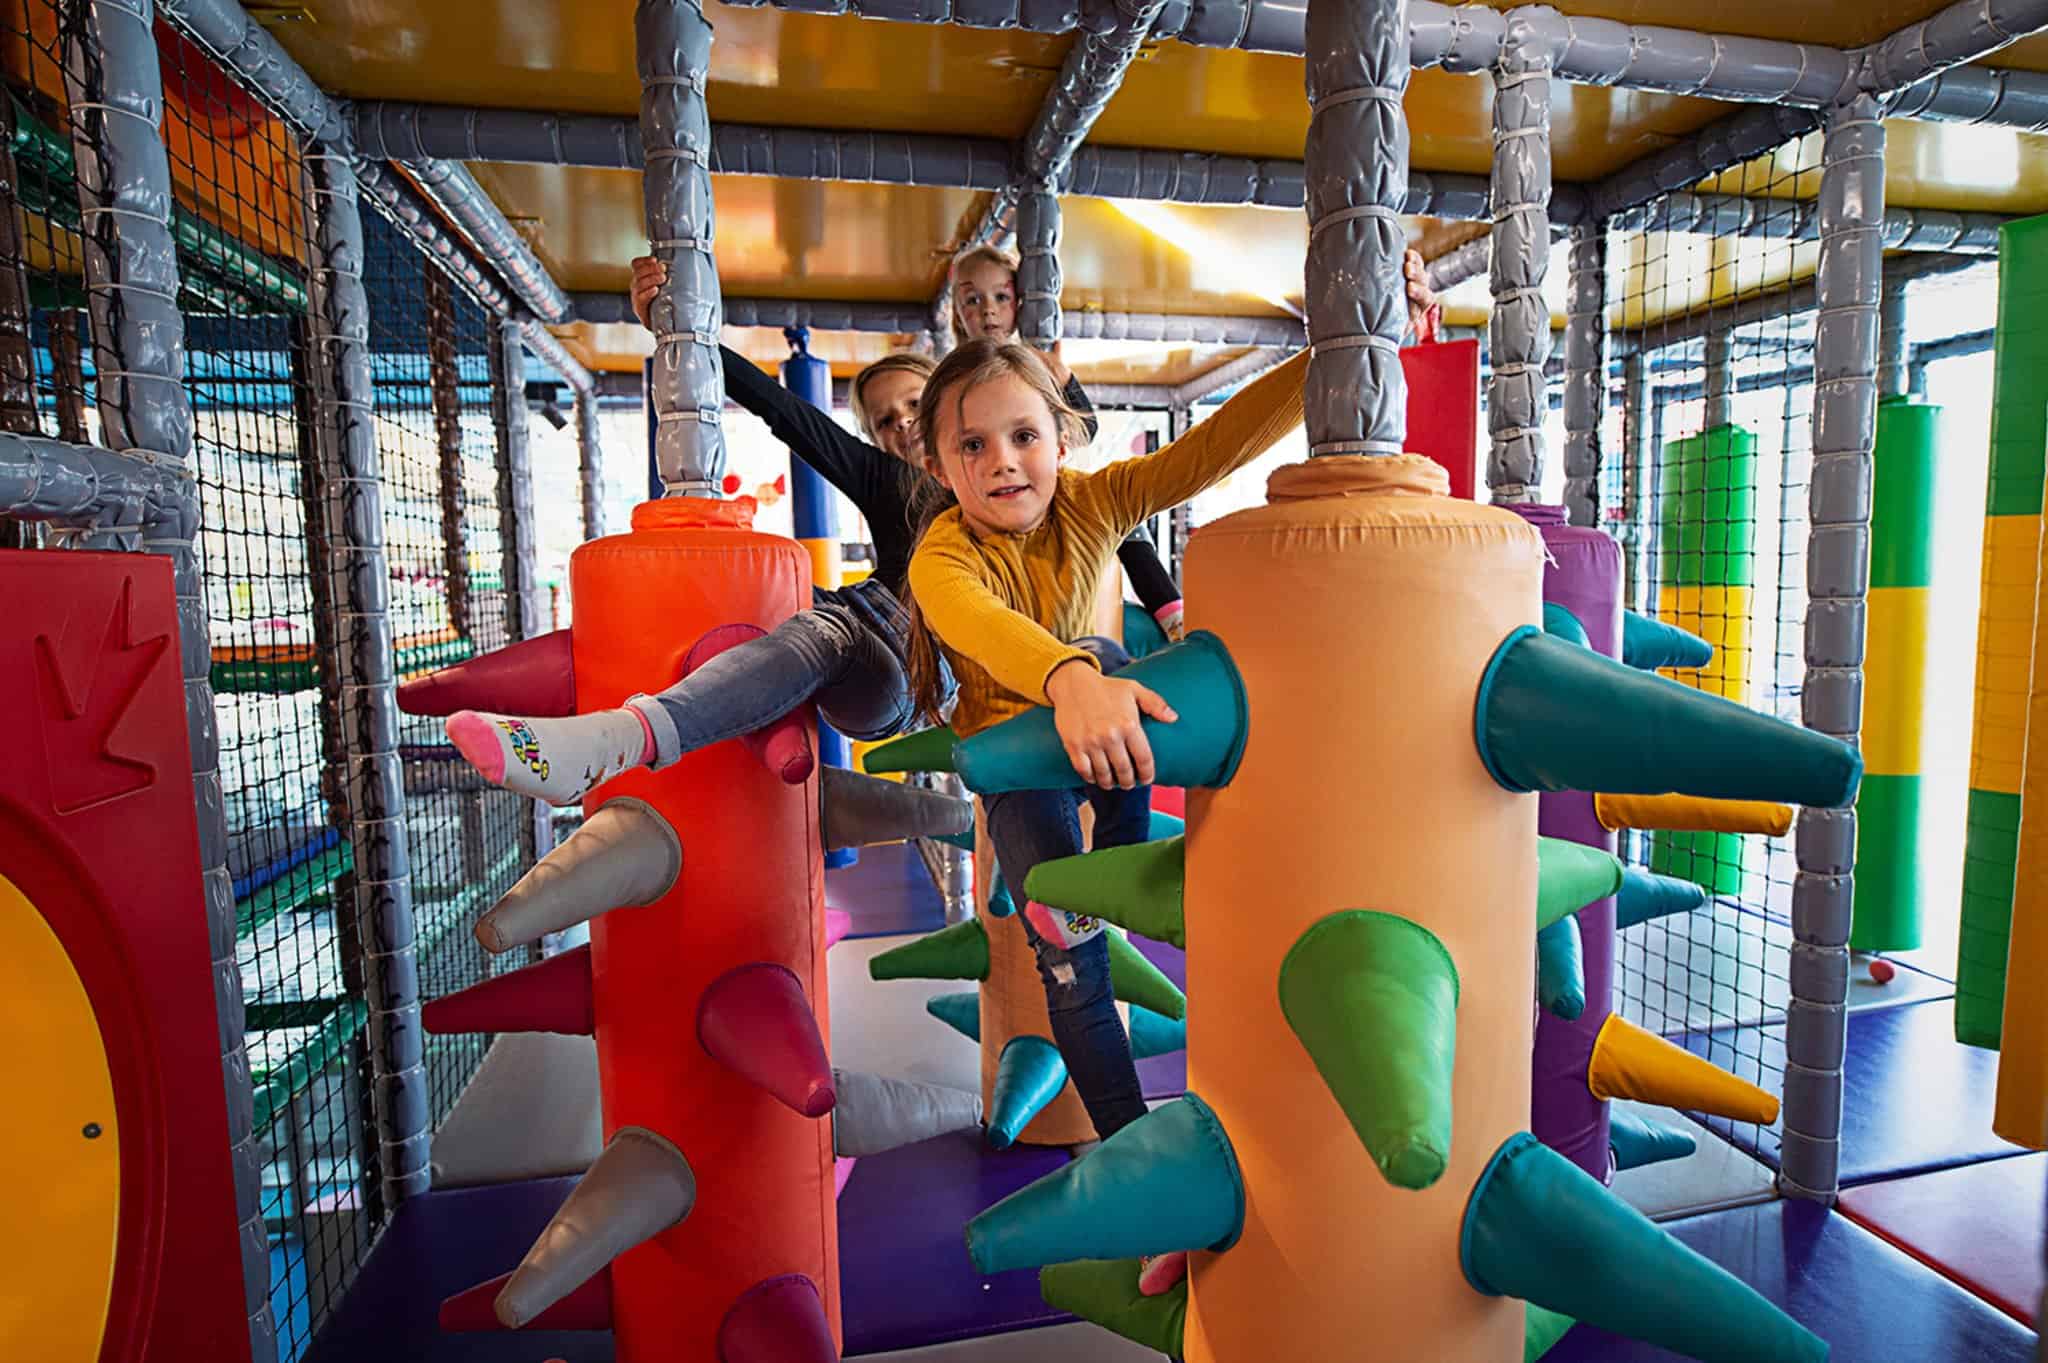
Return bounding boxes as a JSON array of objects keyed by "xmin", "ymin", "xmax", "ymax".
[{"xmin": 0, "ymin": 870, "xmax": 120, "ymax": 1357}]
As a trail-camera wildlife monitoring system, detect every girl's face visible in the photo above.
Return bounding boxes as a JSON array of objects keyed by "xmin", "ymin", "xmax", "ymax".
[
  {"xmin": 952, "ymin": 257, "xmax": 1017, "ymax": 343},
  {"xmin": 860, "ymin": 368, "xmax": 924, "ymax": 466},
  {"xmin": 927, "ymin": 372, "xmax": 1065, "ymax": 537}
]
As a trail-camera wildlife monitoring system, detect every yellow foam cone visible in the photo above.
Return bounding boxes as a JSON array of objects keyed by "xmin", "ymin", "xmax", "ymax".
[{"xmin": 1586, "ymin": 1015, "xmax": 1779, "ymax": 1125}]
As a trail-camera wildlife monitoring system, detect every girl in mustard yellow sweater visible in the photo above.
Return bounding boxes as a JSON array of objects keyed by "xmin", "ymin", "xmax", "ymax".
[{"xmin": 904, "ymin": 341, "xmax": 1309, "ymax": 1168}]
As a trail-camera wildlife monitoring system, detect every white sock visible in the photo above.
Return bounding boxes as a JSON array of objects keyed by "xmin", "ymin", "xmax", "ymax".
[{"xmin": 446, "ymin": 707, "xmax": 653, "ymax": 806}]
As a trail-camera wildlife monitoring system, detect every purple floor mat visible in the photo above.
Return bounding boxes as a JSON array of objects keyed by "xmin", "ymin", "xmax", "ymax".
[
  {"xmin": 1545, "ymin": 1199, "xmax": 2037, "ymax": 1363},
  {"xmin": 1671, "ymin": 997, "xmax": 2024, "ymax": 1183},
  {"xmin": 825, "ymin": 840, "xmax": 948, "ymax": 939},
  {"xmin": 839, "ymin": 1129, "xmax": 1075, "ymax": 1354}
]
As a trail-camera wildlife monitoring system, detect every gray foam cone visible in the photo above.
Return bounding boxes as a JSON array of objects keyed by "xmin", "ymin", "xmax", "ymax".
[{"xmin": 475, "ymin": 797, "xmax": 681, "ymax": 953}]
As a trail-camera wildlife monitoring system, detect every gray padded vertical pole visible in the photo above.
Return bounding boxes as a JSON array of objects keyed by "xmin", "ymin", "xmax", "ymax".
[
  {"xmin": 1620, "ymin": 351, "xmax": 1650, "ymax": 605},
  {"xmin": 1783, "ymin": 95, "xmax": 1882, "ymax": 1204},
  {"xmin": 303, "ymin": 141, "xmax": 431, "ymax": 1215},
  {"xmin": 1704, "ymin": 327, "xmax": 1734, "ymax": 433},
  {"xmin": 1016, "ymin": 184, "xmax": 1062, "ymax": 348},
  {"xmin": 61, "ymin": 2, "xmax": 274, "ymax": 1355},
  {"xmin": 639, "ymin": 0, "xmax": 724, "ymax": 497},
  {"xmin": 0, "ymin": 92, "xmax": 34, "ymax": 442},
  {"xmin": 1879, "ymin": 267, "xmax": 1910, "ymax": 401},
  {"xmin": 426, "ymin": 269, "xmax": 473, "ymax": 639},
  {"xmin": 1485, "ymin": 26, "xmax": 1552, "ymax": 499},
  {"xmin": 577, "ymin": 390, "xmax": 605, "ymax": 539},
  {"xmin": 1562, "ymin": 223, "xmax": 1606, "ymax": 525},
  {"xmin": 1302, "ymin": 0, "xmax": 1407, "ymax": 456},
  {"xmin": 490, "ymin": 321, "xmax": 555, "ymax": 866}
]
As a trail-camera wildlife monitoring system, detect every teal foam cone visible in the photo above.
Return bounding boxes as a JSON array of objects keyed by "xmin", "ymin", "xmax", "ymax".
[
  {"xmin": 966, "ymin": 1093, "xmax": 1243, "ymax": 1273},
  {"xmin": 1608, "ymin": 1110, "xmax": 1698, "ymax": 1171},
  {"xmin": 1025, "ymin": 838, "xmax": 1187, "ymax": 949},
  {"xmin": 1477, "ymin": 627, "xmax": 1862, "ymax": 808},
  {"xmin": 925, "ymin": 991, "xmax": 982, "ymax": 1042},
  {"xmin": 1526, "ymin": 1305, "xmax": 1577, "ymax": 1363},
  {"xmin": 1538, "ymin": 837, "xmax": 1624, "ymax": 932},
  {"xmin": 1622, "ymin": 610, "xmax": 1715, "ymax": 671},
  {"xmin": 1544, "ymin": 602, "xmax": 1590, "ymax": 647},
  {"xmin": 862, "ymin": 724, "xmax": 959, "ymax": 775},
  {"xmin": 1040, "ymin": 1259, "xmax": 1186, "ymax": 1357},
  {"xmin": 1279, "ymin": 910, "xmax": 1459, "ymax": 1190},
  {"xmin": 1122, "ymin": 602, "xmax": 1171, "ymax": 660},
  {"xmin": 987, "ymin": 1036, "xmax": 1070, "ymax": 1150},
  {"xmin": 1128, "ymin": 1005, "xmax": 1187, "ymax": 1059},
  {"xmin": 1616, "ymin": 867, "xmax": 1710, "ymax": 930},
  {"xmin": 1536, "ymin": 915, "xmax": 1586, "ymax": 1021},
  {"xmin": 1462, "ymin": 1133, "xmax": 1826, "ymax": 1363},
  {"xmin": 931, "ymin": 827, "xmax": 976, "ymax": 853},
  {"xmin": 988, "ymin": 869, "xmax": 1018, "ymax": 919},
  {"xmin": 1148, "ymin": 809, "xmax": 1185, "ymax": 840},
  {"xmin": 1105, "ymin": 929, "xmax": 1187, "ymax": 1019},
  {"xmin": 956, "ymin": 632, "xmax": 1250, "ymax": 795}
]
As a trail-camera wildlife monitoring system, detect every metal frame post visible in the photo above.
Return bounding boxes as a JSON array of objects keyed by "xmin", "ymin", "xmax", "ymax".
[
  {"xmin": 1619, "ymin": 351, "xmax": 1651, "ymax": 604},
  {"xmin": 1879, "ymin": 266, "xmax": 1911, "ymax": 400},
  {"xmin": 489, "ymin": 320, "xmax": 554, "ymax": 865},
  {"xmin": 1016, "ymin": 184, "xmax": 1062, "ymax": 346},
  {"xmin": 576, "ymin": 389, "xmax": 605, "ymax": 539},
  {"xmin": 1562, "ymin": 222, "xmax": 1606, "ymax": 524},
  {"xmin": 60, "ymin": 0, "xmax": 273, "ymax": 1354},
  {"xmin": 1485, "ymin": 26, "xmax": 1553, "ymax": 499},
  {"xmin": 1704, "ymin": 326, "xmax": 1735, "ymax": 432},
  {"xmin": 426, "ymin": 268, "xmax": 474, "ymax": 637},
  {"xmin": 1784, "ymin": 94, "xmax": 1883, "ymax": 1203}
]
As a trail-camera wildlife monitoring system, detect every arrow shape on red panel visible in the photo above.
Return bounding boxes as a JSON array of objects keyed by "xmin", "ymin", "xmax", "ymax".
[{"xmin": 35, "ymin": 577, "xmax": 170, "ymax": 813}]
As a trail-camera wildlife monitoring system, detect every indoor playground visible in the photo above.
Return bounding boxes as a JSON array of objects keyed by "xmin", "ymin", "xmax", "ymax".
[{"xmin": 10, "ymin": 0, "xmax": 2048, "ymax": 1360}]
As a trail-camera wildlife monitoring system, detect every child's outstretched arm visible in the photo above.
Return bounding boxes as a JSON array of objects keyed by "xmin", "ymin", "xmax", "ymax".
[{"xmin": 1089, "ymin": 346, "xmax": 1311, "ymax": 529}]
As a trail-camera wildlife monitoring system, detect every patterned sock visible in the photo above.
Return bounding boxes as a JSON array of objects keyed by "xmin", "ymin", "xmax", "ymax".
[
  {"xmin": 446, "ymin": 707, "xmax": 654, "ymax": 806},
  {"xmin": 1138, "ymin": 1251, "xmax": 1188, "ymax": 1296}
]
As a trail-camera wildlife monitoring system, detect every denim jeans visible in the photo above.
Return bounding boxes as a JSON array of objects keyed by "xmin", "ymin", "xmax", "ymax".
[
  {"xmin": 627, "ymin": 578, "xmax": 930, "ymax": 767},
  {"xmin": 982, "ymin": 636, "xmax": 1153, "ymax": 1141}
]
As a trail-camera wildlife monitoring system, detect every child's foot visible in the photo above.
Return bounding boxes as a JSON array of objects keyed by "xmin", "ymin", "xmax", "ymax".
[
  {"xmin": 447, "ymin": 708, "xmax": 654, "ymax": 806},
  {"xmin": 1154, "ymin": 601, "xmax": 1186, "ymax": 643},
  {"xmin": 1138, "ymin": 1251, "xmax": 1187, "ymax": 1296},
  {"xmin": 1024, "ymin": 899, "xmax": 1106, "ymax": 949}
]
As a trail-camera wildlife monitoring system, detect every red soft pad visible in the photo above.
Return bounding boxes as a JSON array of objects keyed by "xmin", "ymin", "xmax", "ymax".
[
  {"xmin": 1151, "ymin": 787, "xmax": 1186, "ymax": 819},
  {"xmin": 698, "ymin": 963, "xmax": 836, "ymax": 1117},
  {"xmin": 439, "ymin": 1268, "xmax": 614, "ymax": 1331},
  {"xmin": 1838, "ymin": 1155, "xmax": 2046, "ymax": 1325},
  {"xmin": 717, "ymin": 1275, "xmax": 839, "ymax": 1363},
  {"xmin": 396, "ymin": 628, "xmax": 576, "ymax": 717},
  {"xmin": 1401, "ymin": 338, "xmax": 1480, "ymax": 501},
  {"xmin": 421, "ymin": 944, "xmax": 594, "ymax": 1036}
]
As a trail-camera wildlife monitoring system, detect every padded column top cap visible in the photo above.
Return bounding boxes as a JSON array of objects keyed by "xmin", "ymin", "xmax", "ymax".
[
  {"xmin": 633, "ymin": 495, "xmax": 759, "ymax": 532},
  {"xmin": 1267, "ymin": 453, "xmax": 1450, "ymax": 503}
]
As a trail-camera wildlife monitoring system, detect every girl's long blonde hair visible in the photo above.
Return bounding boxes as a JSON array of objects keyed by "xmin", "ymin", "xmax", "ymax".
[
  {"xmin": 902, "ymin": 339, "xmax": 1090, "ymax": 722},
  {"xmin": 947, "ymin": 242, "xmax": 1021, "ymax": 346},
  {"xmin": 849, "ymin": 351, "xmax": 936, "ymax": 445}
]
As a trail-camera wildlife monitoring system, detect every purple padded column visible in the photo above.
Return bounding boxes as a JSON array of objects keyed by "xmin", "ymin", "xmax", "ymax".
[{"xmin": 1513, "ymin": 501, "xmax": 1622, "ymax": 1182}]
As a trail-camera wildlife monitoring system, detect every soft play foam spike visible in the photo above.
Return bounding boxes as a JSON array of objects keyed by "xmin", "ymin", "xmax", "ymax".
[
  {"xmin": 1463, "ymin": 1132, "xmax": 1826, "ymax": 1363},
  {"xmin": 1128, "ymin": 1004, "xmax": 1187, "ymax": 1059},
  {"xmin": 931, "ymin": 826, "xmax": 976, "ymax": 852},
  {"xmin": 987, "ymin": 1035, "xmax": 1071, "ymax": 1150},
  {"xmin": 683, "ymin": 623, "xmax": 813, "ymax": 784},
  {"xmin": 1039, "ymin": 1258, "xmax": 1188, "ymax": 1358},
  {"xmin": 698, "ymin": 963, "xmax": 836, "ymax": 1117},
  {"xmin": 1594, "ymin": 792, "xmax": 1796, "ymax": 836},
  {"xmin": 1543, "ymin": 601, "xmax": 1590, "ymax": 647},
  {"xmin": 987, "ymin": 869, "xmax": 1018, "ymax": 918},
  {"xmin": 440, "ymin": 1268, "xmax": 612, "ymax": 1332},
  {"xmin": 1536, "ymin": 916, "xmax": 1587, "ymax": 1022},
  {"xmin": 966, "ymin": 1093, "xmax": 1244, "ymax": 1272},
  {"xmin": 819, "ymin": 764, "xmax": 973, "ymax": 851},
  {"xmin": 496, "ymin": 1126, "xmax": 696, "ymax": 1328},
  {"xmin": 1525, "ymin": 1304, "xmax": 1576, "ymax": 1363},
  {"xmin": 1024, "ymin": 837, "xmax": 1187, "ymax": 949},
  {"xmin": 1148, "ymin": 809, "xmax": 1184, "ymax": 840},
  {"xmin": 1279, "ymin": 909, "xmax": 1459, "ymax": 1190},
  {"xmin": 1622, "ymin": 609, "xmax": 1716, "ymax": 672},
  {"xmin": 1609, "ymin": 1110, "xmax": 1699, "ymax": 1171},
  {"xmin": 955, "ymin": 632, "xmax": 1251, "ymax": 795},
  {"xmin": 925, "ymin": 991, "xmax": 982, "ymax": 1041},
  {"xmin": 473, "ymin": 797, "xmax": 680, "ymax": 953},
  {"xmin": 861, "ymin": 724, "xmax": 958, "ymax": 775},
  {"xmin": 397, "ymin": 627, "xmax": 575, "ymax": 717},
  {"xmin": 1587, "ymin": 1014, "xmax": 1780, "ymax": 1125},
  {"xmin": 1122, "ymin": 601, "xmax": 1171, "ymax": 660},
  {"xmin": 422, "ymin": 943, "xmax": 594, "ymax": 1036},
  {"xmin": 1105, "ymin": 929, "xmax": 1188, "ymax": 1020},
  {"xmin": 1616, "ymin": 867, "xmax": 1711, "ymax": 930},
  {"xmin": 716, "ymin": 1274, "xmax": 837, "ymax": 1363},
  {"xmin": 1476, "ymin": 626, "xmax": 1863, "ymax": 807},
  {"xmin": 825, "ymin": 908, "xmax": 852, "ymax": 950},
  {"xmin": 867, "ymin": 918, "xmax": 990, "ymax": 982},
  {"xmin": 831, "ymin": 1068, "xmax": 985, "ymax": 1157},
  {"xmin": 1536, "ymin": 836, "xmax": 1625, "ymax": 932}
]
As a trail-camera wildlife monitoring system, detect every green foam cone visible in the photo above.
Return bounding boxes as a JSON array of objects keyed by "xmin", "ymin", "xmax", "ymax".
[
  {"xmin": 1477, "ymin": 627, "xmax": 1863, "ymax": 808},
  {"xmin": 956, "ymin": 633, "xmax": 1250, "ymax": 795},
  {"xmin": 1040, "ymin": 1259, "xmax": 1187, "ymax": 1358},
  {"xmin": 988, "ymin": 1036, "xmax": 1069, "ymax": 1150},
  {"xmin": 1608, "ymin": 1110, "xmax": 1698, "ymax": 1171},
  {"xmin": 1025, "ymin": 837, "xmax": 1187, "ymax": 950},
  {"xmin": 1536, "ymin": 915, "xmax": 1586, "ymax": 1021},
  {"xmin": 1279, "ymin": 910, "xmax": 1458, "ymax": 1190},
  {"xmin": 1543, "ymin": 602, "xmax": 1590, "ymax": 648},
  {"xmin": 868, "ymin": 919, "xmax": 989, "ymax": 983},
  {"xmin": 1538, "ymin": 837, "xmax": 1625, "ymax": 932},
  {"xmin": 1128, "ymin": 1005, "xmax": 1187, "ymax": 1060},
  {"xmin": 1462, "ymin": 1133, "xmax": 1826, "ymax": 1363},
  {"xmin": 925, "ymin": 991, "xmax": 981, "ymax": 1042},
  {"xmin": 1121, "ymin": 602, "xmax": 1171, "ymax": 661},
  {"xmin": 1526, "ymin": 1305, "xmax": 1577, "ymax": 1363},
  {"xmin": 1622, "ymin": 610, "xmax": 1715, "ymax": 671},
  {"xmin": 966, "ymin": 1093, "xmax": 1243, "ymax": 1273},
  {"xmin": 1616, "ymin": 867, "xmax": 1709, "ymax": 930},
  {"xmin": 1105, "ymin": 929, "xmax": 1187, "ymax": 1020},
  {"xmin": 862, "ymin": 724, "xmax": 959, "ymax": 775}
]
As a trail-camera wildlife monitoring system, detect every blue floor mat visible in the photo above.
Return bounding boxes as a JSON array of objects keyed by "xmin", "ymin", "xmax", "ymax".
[{"xmin": 826, "ymin": 841, "xmax": 949, "ymax": 939}]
